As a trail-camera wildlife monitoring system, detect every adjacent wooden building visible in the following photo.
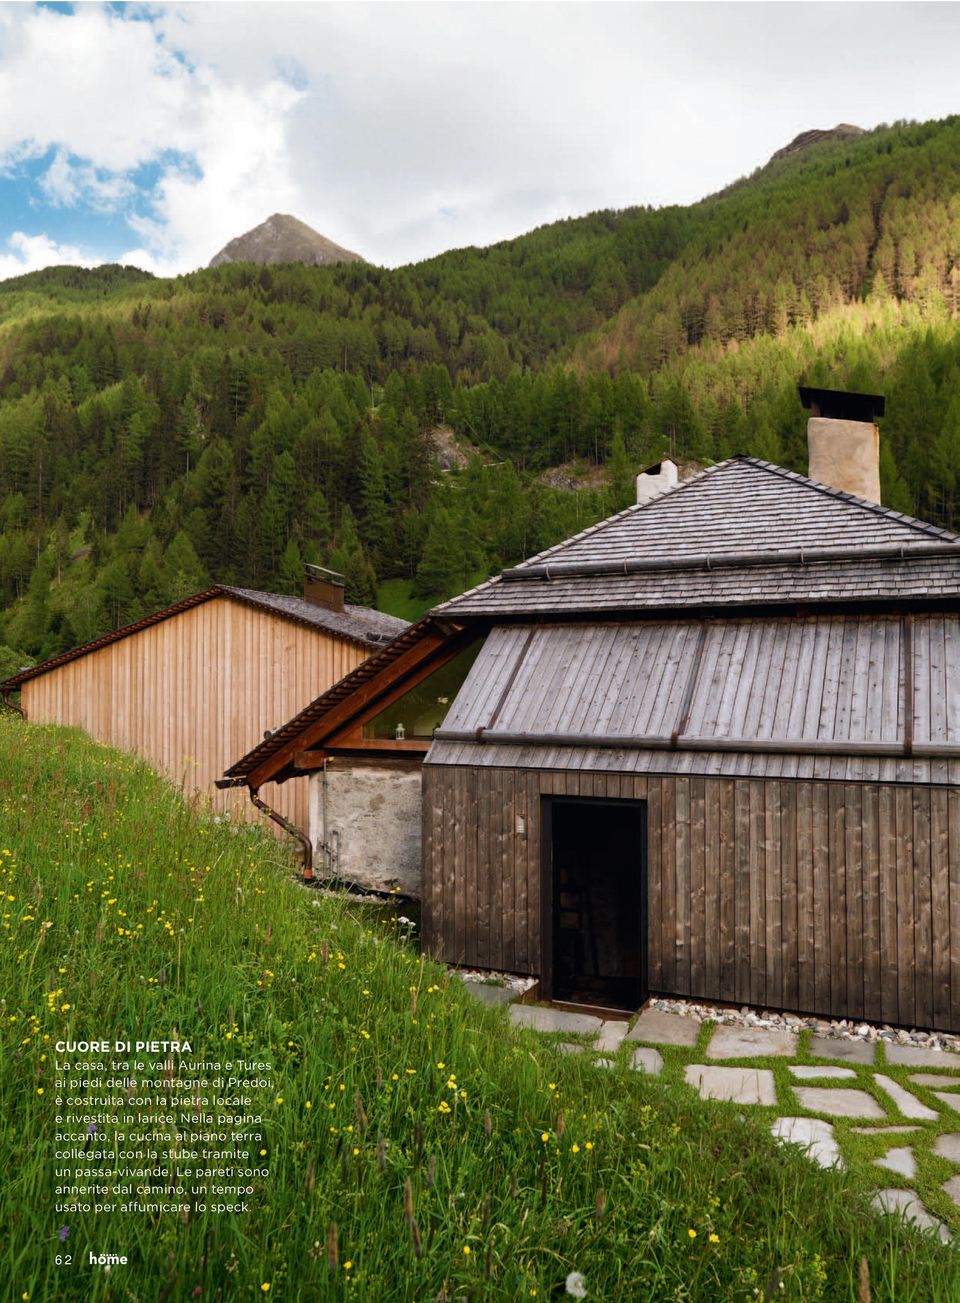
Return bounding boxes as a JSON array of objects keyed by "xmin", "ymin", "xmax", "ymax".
[{"xmin": 2, "ymin": 577, "xmax": 406, "ymax": 836}]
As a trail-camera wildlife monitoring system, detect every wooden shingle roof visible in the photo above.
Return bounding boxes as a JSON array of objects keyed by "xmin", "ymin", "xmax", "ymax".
[
  {"xmin": 435, "ymin": 456, "xmax": 960, "ymax": 618},
  {"xmin": 1, "ymin": 586, "xmax": 407, "ymax": 689}
]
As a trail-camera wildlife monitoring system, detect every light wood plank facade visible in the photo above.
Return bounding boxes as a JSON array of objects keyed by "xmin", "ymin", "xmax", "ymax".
[
  {"xmin": 422, "ymin": 765, "xmax": 960, "ymax": 1032},
  {"xmin": 21, "ymin": 595, "xmax": 370, "ymax": 834}
]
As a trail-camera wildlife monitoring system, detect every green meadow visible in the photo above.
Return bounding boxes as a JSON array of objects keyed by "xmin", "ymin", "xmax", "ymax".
[{"xmin": 2, "ymin": 712, "xmax": 959, "ymax": 1301}]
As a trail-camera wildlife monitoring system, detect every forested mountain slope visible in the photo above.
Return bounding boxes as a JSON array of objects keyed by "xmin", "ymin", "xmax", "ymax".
[{"xmin": 2, "ymin": 114, "xmax": 960, "ymax": 676}]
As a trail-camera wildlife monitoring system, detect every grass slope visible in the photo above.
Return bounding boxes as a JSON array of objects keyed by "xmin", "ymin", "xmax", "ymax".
[{"xmin": 2, "ymin": 714, "xmax": 958, "ymax": 1300}]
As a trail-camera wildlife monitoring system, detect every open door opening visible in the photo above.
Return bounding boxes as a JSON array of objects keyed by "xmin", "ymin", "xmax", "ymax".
[{"xmin": 543, "ymin": 797, "xmax": 647, "ymax": 1011}]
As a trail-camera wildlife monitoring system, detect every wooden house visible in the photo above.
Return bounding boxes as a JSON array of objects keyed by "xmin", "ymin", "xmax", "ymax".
[
  {"xmin": 1, "ymin": 573, "xmax": 406, "ymax": 841},
  {"xmin": 220, "ymin": 615, "xmax": 478, "ymax": 894},
  {"xmin": 224, "ymin": 394, "xmax": 960, "ymax": 1031}
]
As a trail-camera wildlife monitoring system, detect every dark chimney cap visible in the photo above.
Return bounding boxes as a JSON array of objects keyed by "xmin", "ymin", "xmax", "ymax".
[
  {"xmin": 798, "ymin": 386, "xmax": 885, "ymax": 422},
  {"xmin": 304, "ymin": 564, "xmax": 345, "ymax": 613}
]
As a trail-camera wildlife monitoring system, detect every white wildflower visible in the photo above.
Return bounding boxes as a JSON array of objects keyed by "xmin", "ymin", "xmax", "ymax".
[{"xmin": 565, "ymin": 1271, "xmax": 587, "ymax": 1299}]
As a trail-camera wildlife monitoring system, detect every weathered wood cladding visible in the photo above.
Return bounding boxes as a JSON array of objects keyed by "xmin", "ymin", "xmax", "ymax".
[
  {"xmin": 422, "ymin": 765, "xmax": 960, "ymax": 1031},
  {"xmin": 21, "ymin": 596, "xmax": 368, "ymax": 835}
]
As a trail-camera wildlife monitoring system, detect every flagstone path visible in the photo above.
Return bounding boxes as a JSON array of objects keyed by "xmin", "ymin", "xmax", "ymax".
[{"xmin": 497, "ymin": 995, "xmax": 960, "ymax": 1244}]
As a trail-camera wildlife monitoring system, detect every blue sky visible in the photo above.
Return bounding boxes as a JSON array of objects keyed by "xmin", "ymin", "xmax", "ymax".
[{"xmin": 1, "ymin": 2, "xmax": 960, "ymax": 280}]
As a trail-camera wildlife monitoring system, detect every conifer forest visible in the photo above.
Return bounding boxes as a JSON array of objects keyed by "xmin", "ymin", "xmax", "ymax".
[{"xmin": 3, "ymin": 115, "xmax": 960, "ymax": 674}]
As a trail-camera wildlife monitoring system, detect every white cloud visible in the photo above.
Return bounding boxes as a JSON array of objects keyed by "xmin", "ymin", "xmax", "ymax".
[
  {"xmin": 2, "ymin": 2, "xmax": 960, "ymax": 279},
  {"xmin": 38, "ymin": 149, "xmax": 135, "ymax": 211},
  {"xmin": 0, "ymin": 230, "xmax": 97, "ymax": 280}
]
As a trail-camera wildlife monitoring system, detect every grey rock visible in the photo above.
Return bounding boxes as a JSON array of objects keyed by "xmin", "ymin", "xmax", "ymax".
[
  {"xmin": 630, "ymin": 1046, "xmax": 664, "ymax": 1076},
  {"xmin": 944, "ymin": 1176, "xmax": 960, "ymax": 1209},
  {"xmin": 809, "ymin": 1035, "xmax": 876, "ymax": 1064},
  {"xmin": 874, "ymin": 1074, "xmax": 939, "ymax": 1121},
  {"xmin": 596, "ymin": 1021, "xmax": 629, "ymax": 1052},
  {"xmin": 509, "ymin": 1005, "xmax": 603, "ymax": 1035},
  {"xmin": 684, "ymin": 1064, "xmax": 777, "ymax": 1106},
  {"xmin": 851, "ymin": 1125, "xmax": 920, "ymax": 1135},
  {"xmin": 934, "ymin": 1134, "xmax": 960, "ymax": 1162},
  {"xmin": 771, "ymin": 1117, "xmax": 844, "ymax": 1169},
  {"xmin": 793, "ymin": 1087, "xmax": 885, "ymax": 1119},
  {"xmin": 789, "ymin": 1065, "xmax": 856, "ymax": 1080},
  {"xmin": 462, "ymin": 980, "xmax": 516, "ymax": 1007},
  {"xmin": 706, "ymin": 1025, "xmax": 796, "ymax": 1059},
  {"xmin": 873, "ymin": 1146, "xmax": 917, "ymax": 1179},
  {"xmin": 871, "ymin": 1189, "xmax": 951, "ymax": 1243},
  {"xmin": 884, "ymin": 1043, "xmax": 960, "ymax": 1068},
  {"xmin": 908, "ymin": 1074, "xmax": 960, "ymax": 1088},
  {"xmin": 627, "ymin": 1008, "xmax": 700, "ymax": 1047}
]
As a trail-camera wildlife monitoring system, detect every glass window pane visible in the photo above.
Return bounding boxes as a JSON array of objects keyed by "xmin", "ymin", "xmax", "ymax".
[{"xmin": 362, "ymin": 640, "xmax": 483, "ymax": 740}]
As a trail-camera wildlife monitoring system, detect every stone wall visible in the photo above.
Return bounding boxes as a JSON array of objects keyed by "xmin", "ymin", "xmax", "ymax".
[{"xmin": 309, "ymin": 759, "xmax": 423, "ymax": 896}]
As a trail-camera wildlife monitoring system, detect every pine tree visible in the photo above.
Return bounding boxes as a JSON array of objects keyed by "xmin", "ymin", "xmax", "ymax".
[
  {"xmin": 605, "ymin": 429, "xmax": 634, "ymax": 513},
  {"xmin": 277, "ymin": 538, "xmax": 304, "ymax": 595},
  {"xmin": 163, "ymin": 532, "xmax": 209, "ymax": 603}
]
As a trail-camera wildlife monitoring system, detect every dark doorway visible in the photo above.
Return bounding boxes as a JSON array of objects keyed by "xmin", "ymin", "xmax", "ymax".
[{"xmin": 542, "ymin": 797, "xmax": 647, "ymax": 1010}]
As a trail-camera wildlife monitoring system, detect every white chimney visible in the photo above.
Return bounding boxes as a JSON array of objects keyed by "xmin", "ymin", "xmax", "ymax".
[
  {"xmin": 636, "ymin": 458, "xmax": 679, "ymax": 505},
  {"xmin": 799, "ymin": 387, "xmax": 885, "ymax": 505}
]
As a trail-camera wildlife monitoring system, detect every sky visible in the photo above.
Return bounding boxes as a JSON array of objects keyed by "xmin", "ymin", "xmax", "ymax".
[{"xmin": 0, "ymin": 1, "xmax": 959, "ymax": 281}]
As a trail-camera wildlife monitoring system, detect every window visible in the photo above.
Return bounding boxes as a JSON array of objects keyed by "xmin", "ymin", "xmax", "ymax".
[{"xmin": 362, "ymin": 641, "xmax": 482, "ymax": 740}]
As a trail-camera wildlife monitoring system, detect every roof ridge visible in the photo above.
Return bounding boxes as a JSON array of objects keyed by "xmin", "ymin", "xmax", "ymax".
[
  {"xmin": 733, "ymin": 454, "xmax": 960, "ymax": 543},
  {"xmin": 221, "ymin": 583, "xmax": 404, "ymax": 627},
  {"xmin": 432, "ymin": 459, "xmax": 729, "ymax": 614},
  {"xmin": 1, "ymin": 583, "xmax": 399, "ymax": 690}
]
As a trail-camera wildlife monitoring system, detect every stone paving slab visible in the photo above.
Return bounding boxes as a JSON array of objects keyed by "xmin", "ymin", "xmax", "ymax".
[
  {"xmin": 809, "ymin": 1035, "xmax": 876, "ymax": 1064},
  {"xmin": 873, "ymin": 1146, "xmax": 917, "ymax": 1179},
  {"xmin": 509, "ymin": 1005, "xmax": 603, "ymax": 1035},
  {"xmin": 935, "ymin": 1134, "xmax": 960, "ymax": 1162},
  {"xmin": 793, "ymin": 1086, "xmax": 885, "ymax": 1118},
  {"xmin": 706, "ymin": 1025, "xmax": 796, "ymax": 1059},
  {"xmin": 909, "ymin": 1074, "xmax": 960, "ymax": 1088},
  {"xmin": 851, "ymin": 1125, "xmax": 920, "ymax": 1135},
  {"xmin": 627, "ymin": 1008, "xmax": 700, "ymax": 1047},
  {"xmin": 932, "ymin": 1092, "xmax": 960, "ymax": 1113},
  {"xmin": 630, "ymin": 1047, "xmax": 664, "ymax": 1075},
  {"xmin": 772, "ymin": 1117, "xmax": 843, "ymax": 1170},
  {"xmin": 789, "ymin": 1065, "xmax": 856, "ymax": 1080},
  {"xmin": 945, "ymin": 1176, "xmax": 960, "ymax": 1209},
  {"xmin": 884, "ymin": 1043, "xmax": 960, "ymax": 1069},
  {"xmin": 462, "ymin": 979, "xmax": 517, "ymax": 1007},
  {"xmin": 596, "ymin": 1021, "xmax": 628, "ymax": 1052},
  {"xmin": 871, "ymin": 1189, "xmax": 951, "ymax": 1243},
  {"xmin": 685, "ymin": 1064, "xmax": 777, "ymax": 1106},
  {"xmin": 874, "ymin": 1073, "xmax": 939, "ymax": 1121},
  {"xmin": 557, "ymin": 1042, "xmax": 586, "ymax": 1055}
]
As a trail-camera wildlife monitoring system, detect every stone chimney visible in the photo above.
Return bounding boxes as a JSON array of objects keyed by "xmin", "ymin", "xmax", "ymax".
[
  {"xmin": 799, "ymin": 386, "xmax": 885, "ymax": 504},
  {"xmin": 636, "ymin": 458, "xmax": 679, "ymax": 505},
  {"xmin": 303, "ymin": 564, "xmax": 345, "ymax": 613}
]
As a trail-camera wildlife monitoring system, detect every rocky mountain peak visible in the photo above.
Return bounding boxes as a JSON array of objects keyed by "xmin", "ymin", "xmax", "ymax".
[
  {"xmin": 208, "ymin": 214, "xmax": 363, "ymax": 269},
  {"xmin": 769, "ymin": 124, "xmax": 865, "ymax": 164}
]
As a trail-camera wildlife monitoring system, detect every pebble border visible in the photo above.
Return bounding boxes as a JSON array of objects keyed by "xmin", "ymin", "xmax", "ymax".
[{"xmin": 649, "ymin": 996, "xmax": 960, "ymax": 1054}]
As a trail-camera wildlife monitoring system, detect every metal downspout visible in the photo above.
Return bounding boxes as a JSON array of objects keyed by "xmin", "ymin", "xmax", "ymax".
[
  {"xmin": 1, "ymin": 688, "xmax": 25, "ymax": 720},
  {"xmin": 248, "ymin": 787, "xmax": 315, "ymax": 882}
]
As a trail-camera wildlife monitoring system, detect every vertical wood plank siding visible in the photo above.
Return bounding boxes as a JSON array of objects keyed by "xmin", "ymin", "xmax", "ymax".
[
  {"xmin": 21, "ymin": 597, "xmax": 369, "ymax": 836},
  {"xmin": 421, "ymin": 766, "xmax": 960, "ymax": 1031}
]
